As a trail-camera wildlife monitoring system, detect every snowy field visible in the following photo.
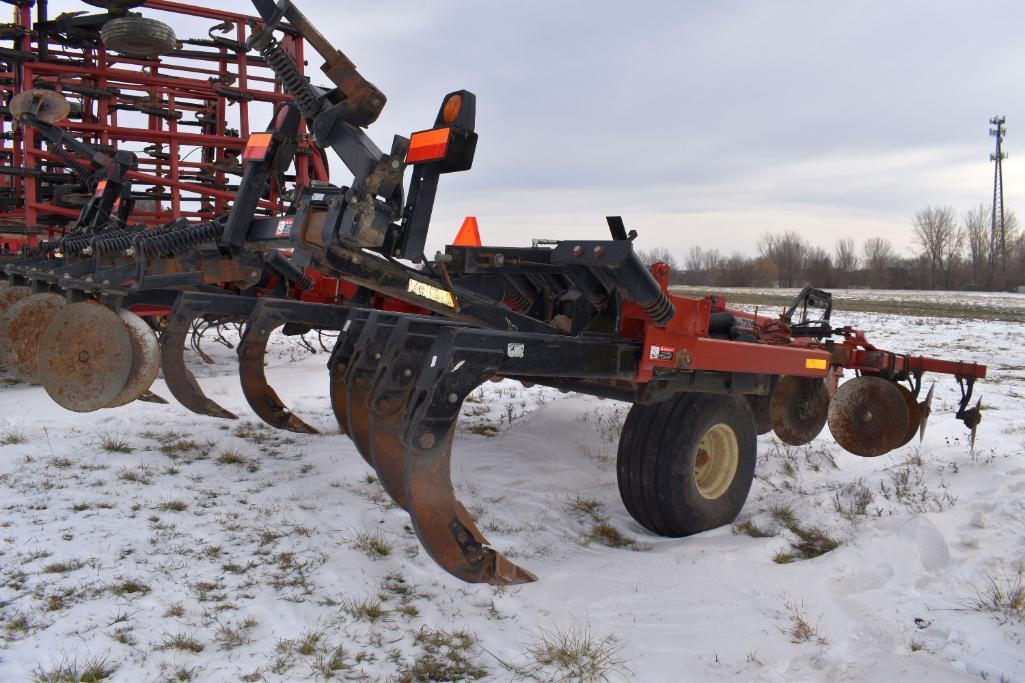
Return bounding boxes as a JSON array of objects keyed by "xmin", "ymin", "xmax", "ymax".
[
  {"xmin": 673, "ymin": 287, "xmax": 1025, "ymax": 311},
  {"xmin": 1, "ymin": 298, "xmax": 1023, "ymax": 682},
  {"xmin": 672, "ymin": 287, "xmax": 1025, "ymax": 323}
]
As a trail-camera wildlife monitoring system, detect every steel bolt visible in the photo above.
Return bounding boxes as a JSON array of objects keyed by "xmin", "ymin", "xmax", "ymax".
[
  {"xmin": 448, "ymin": 393, "xmax": 458, "ymax": 404},
  {"xmin": 374, "ymin": 352, "xmax": 381, "ymax": 360},
  {"xmin": 390, "ymin": 159, "xmax": 400, "ymax": 169},
  {"xmin": 81, "ymin": 247, "xmax": 92, "ymax": 256},
  {"xmin": 77, "ymin": 351, "xmax": 89, "ymax": 363},
  {"xmin": 572, "ymin": 245, "xmax": 584, "ymax": 257},
  {"xmin": 417, "ymin": 432, "xmax": 436, "ymax": 449},
  {"xmin": 593, "ymin": 245, "xmax": 606, "ymax": 257},
  {"xmin": 403, "ymin": 368, "xmax": 412, "ymax": 377},
  {"xmin": 124, "ymin": 247, "xmax": 135, "ymax": 258}
]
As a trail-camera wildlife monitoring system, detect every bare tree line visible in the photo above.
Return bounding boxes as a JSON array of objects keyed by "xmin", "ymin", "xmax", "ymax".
[{"xmin": 640, "ymin": 206, "xmax": 1025, "ymax": 291}]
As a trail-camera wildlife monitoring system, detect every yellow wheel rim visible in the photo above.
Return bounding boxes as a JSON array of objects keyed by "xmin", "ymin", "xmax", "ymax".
[{"xmin": 694, "ymin": 423, "xmax": 739, "ymax": 500}]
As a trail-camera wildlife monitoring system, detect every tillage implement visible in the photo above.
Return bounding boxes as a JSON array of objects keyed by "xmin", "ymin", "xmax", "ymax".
[{"xmin": 0, "ymin": 0, "xmax": 988, "ymax": 585}]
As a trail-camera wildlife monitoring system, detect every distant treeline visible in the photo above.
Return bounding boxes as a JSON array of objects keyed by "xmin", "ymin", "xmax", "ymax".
[{"xmin": 641, "ymin": 206, "xmax": 1025, "ymax": 291}]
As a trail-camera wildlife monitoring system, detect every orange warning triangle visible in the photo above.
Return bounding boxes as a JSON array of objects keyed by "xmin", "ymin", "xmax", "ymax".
[{"xmin": 451, "ymin": 216, "xmax": 481, "ymax": 247}]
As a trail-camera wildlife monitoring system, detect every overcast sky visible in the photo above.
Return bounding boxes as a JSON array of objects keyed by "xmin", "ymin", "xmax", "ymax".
[{"xmin": 52, "ymin": 0, "xmax": 1025, "ymax": 259}]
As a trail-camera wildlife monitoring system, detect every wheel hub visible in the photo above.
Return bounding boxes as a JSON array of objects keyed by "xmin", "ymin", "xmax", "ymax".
[{"xmin": 693, "ymin": 423, "xmax": 739, "ymax": 500}]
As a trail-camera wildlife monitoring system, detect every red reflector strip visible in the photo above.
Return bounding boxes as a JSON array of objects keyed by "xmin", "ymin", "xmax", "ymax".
[
  {"xmin": 94, "ymin": 179, "xmax": 107, "ymax": 197},
  {"xmin": 405, "ymin": 127, "xmax": 451, "ymax": 164},
  {"xmin": 243, "ymin": 132, "xmax": 274, "ymax": 161}
]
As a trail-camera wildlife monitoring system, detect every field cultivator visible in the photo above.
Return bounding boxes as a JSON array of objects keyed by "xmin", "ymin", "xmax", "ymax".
[{"xmin": 1, "ymin": 0, "xmax": 989, "ymax": 585}]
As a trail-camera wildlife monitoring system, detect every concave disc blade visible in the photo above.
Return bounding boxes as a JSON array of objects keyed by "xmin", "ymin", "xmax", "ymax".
[
  {"xmin": 0, "ymin": 285, "xmax": 32, "ymax": 318},
  {"xmin": 38, "ymin": 302, "xmax": 132, "ymax": 412},
  {"xmin": 0, "ymin": 293, "xmax": 66, "ymax": 383},
  {"xmin": 893, "ymin": 384, "xmax": 921, "ymax": 449},
  {"xmin": 10, "ymin": 89, "xmax": 70, "ymax": 124},
  {"xmin": 769, "ymin": 376, "xmax": 829, "ymax": 445},
  {"xmin": 105, "ymin": 309, "xmax": 160, "ymax": 408},
  {"xmin": 828, "ymin": 376, "xmax": 909, "ymax": 457}
]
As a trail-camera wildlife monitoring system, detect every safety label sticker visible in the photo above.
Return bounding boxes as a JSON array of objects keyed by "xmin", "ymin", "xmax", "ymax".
[
  {"xmin": 275, "ymin": 216, "xmax": 294, "ymax": 237},
  {"xmin": 648, "ymin": 345, "xmax": 675, "ymax": 361}
]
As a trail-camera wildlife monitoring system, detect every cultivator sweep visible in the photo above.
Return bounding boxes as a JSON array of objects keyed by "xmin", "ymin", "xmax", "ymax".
[{"xmin": 0, "ymin": 0, "xmax": 989, "ymax": 585}]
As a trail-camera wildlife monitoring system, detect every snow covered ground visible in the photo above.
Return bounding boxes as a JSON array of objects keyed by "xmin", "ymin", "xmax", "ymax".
[
  {"xmin": 673, "ymin": 287, "xmax": 1025, "ymax": 311},
  {"xmin": 1, "ymin": 302, "xmax": 1023, "ymax": 682}
]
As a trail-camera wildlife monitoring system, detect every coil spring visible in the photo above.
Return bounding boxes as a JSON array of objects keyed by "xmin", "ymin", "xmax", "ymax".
[
  {"xmin": 136, "ymin": 221, "xmax": 223, "ymax": 258},
  {"xmin": 60, "ymin": 232, "xmax": 98, "ymax": 257},
  {"xmin": 93, "ymin": 227, "xmax": 147, "ymax": 257},
  {"xmin": 295, "ymin": 272, "xmax": 313, "ymax": 291},
  {"xmin": 51, "ymin": 143, "xmax": 93, "ymax": 184},
  {"xmin": 508, "ymin": 291, "xmax": 532, "ymax": 312},
  {"xmin": 708, "ymin": 311, "xmax": 735, "ymax": 335},
  {"xmin": 260, "ymin": 36, "xmax": 320, "ymax": 118},
  {"xmin": 643, "ymin": 293, "xmax": 676, "ymax": 327}
]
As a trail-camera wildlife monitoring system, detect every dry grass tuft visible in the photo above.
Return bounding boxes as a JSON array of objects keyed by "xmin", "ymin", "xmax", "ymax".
[
  {"xmin": 968, "ymin": 563, "xmax": 1025, "ymax": 622},
  {"xmin": 585, "ymin": 522, "xmax": 636, "ymax": 549},
  {"xmin": 216, "ymin": 449, "xmax": 248, "ymax": 466},
  {"xmin": 32, "ymin": 654, "xmax": 116, "ymax": 682},
  {"xmin": 158, "ymin": 632, "xmax": 204, "ymax": 653},
  {"xmin": 768, "ymin": 503, "xmax": 839, "ymax": 563},
  {"xmin": 350, "ymin": 529, "xmax": 393, "ymax": 558},
  {"xmin": 780, "ymin": 598, "xmax": 829, "ymax": 646},
  {"xmin": 513, "ymin": 621, "xmax": 627, "ymax": 682},
  {"xmin": 98, "ymin": 432, "xmax": 132, "ymax": 453},
  {"xmin": 1, "ymin": 428, "xmax": 26, "ymax": 445},
  {"xmin": 397, "ymin": 627, "xmax": 488, "ymax": 683},
  {"xmin": 734, "ymin": 519, "xmax": 777, "ymax": 538}
]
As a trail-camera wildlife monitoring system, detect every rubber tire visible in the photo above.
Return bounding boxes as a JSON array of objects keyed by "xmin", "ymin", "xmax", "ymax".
[
  {"xmin": 617, "ymin": 393, "xmax": 757, "ymax": 537},
  {"xmin": 101, "ymin": 17, "xmax": 177, "ymax": 58}
]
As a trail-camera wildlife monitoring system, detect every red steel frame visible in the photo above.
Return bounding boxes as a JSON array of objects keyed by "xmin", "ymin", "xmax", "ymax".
[
  {"xmin": 1, "ymin": 0, "xmax": 327, "ymax": 246},
  {"xmin": 626, "ymin": 264, "xmax": 986, "ymax": 384}
]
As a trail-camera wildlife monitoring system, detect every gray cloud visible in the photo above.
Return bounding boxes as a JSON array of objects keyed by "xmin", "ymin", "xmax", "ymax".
[{"xmin": 48, "ymin": 0, "xmax": 1025, "ymax": 258}]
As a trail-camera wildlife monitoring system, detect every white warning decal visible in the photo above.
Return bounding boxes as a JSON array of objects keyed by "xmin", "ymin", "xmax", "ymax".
[
  {"xmin": 507, "ymin": 343, "xmax": 524, "ymax": 358},
  {"xmin": 274, "ymin": 216, "xmax": 294, "ymax": 237},
  {"xmin": 648, "ymin": 344, "xmax": 675, "ymax": 361}
]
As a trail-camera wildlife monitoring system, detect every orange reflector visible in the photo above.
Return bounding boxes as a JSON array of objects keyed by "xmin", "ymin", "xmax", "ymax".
[
  {"xmin": 451, "ymin": 216, "xmax": 481, "ymax": 247},
  {"xmin": 94, "ymin": 179, "xmax": 107, "ymax": 197},
  {"xmin": 243, "ymin": 132, "xmax": 273, "ymax": 161},
  {"xmin": 442, "ymin": 94, "xmax": 462, "ymax": 125},
  {"xmin": 405, "ymin": 127, "xmax": 450, "ymax": 164},
  {"xmin": 805, "ymin": 357, "xmax": 828, "ymax": 370}
]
